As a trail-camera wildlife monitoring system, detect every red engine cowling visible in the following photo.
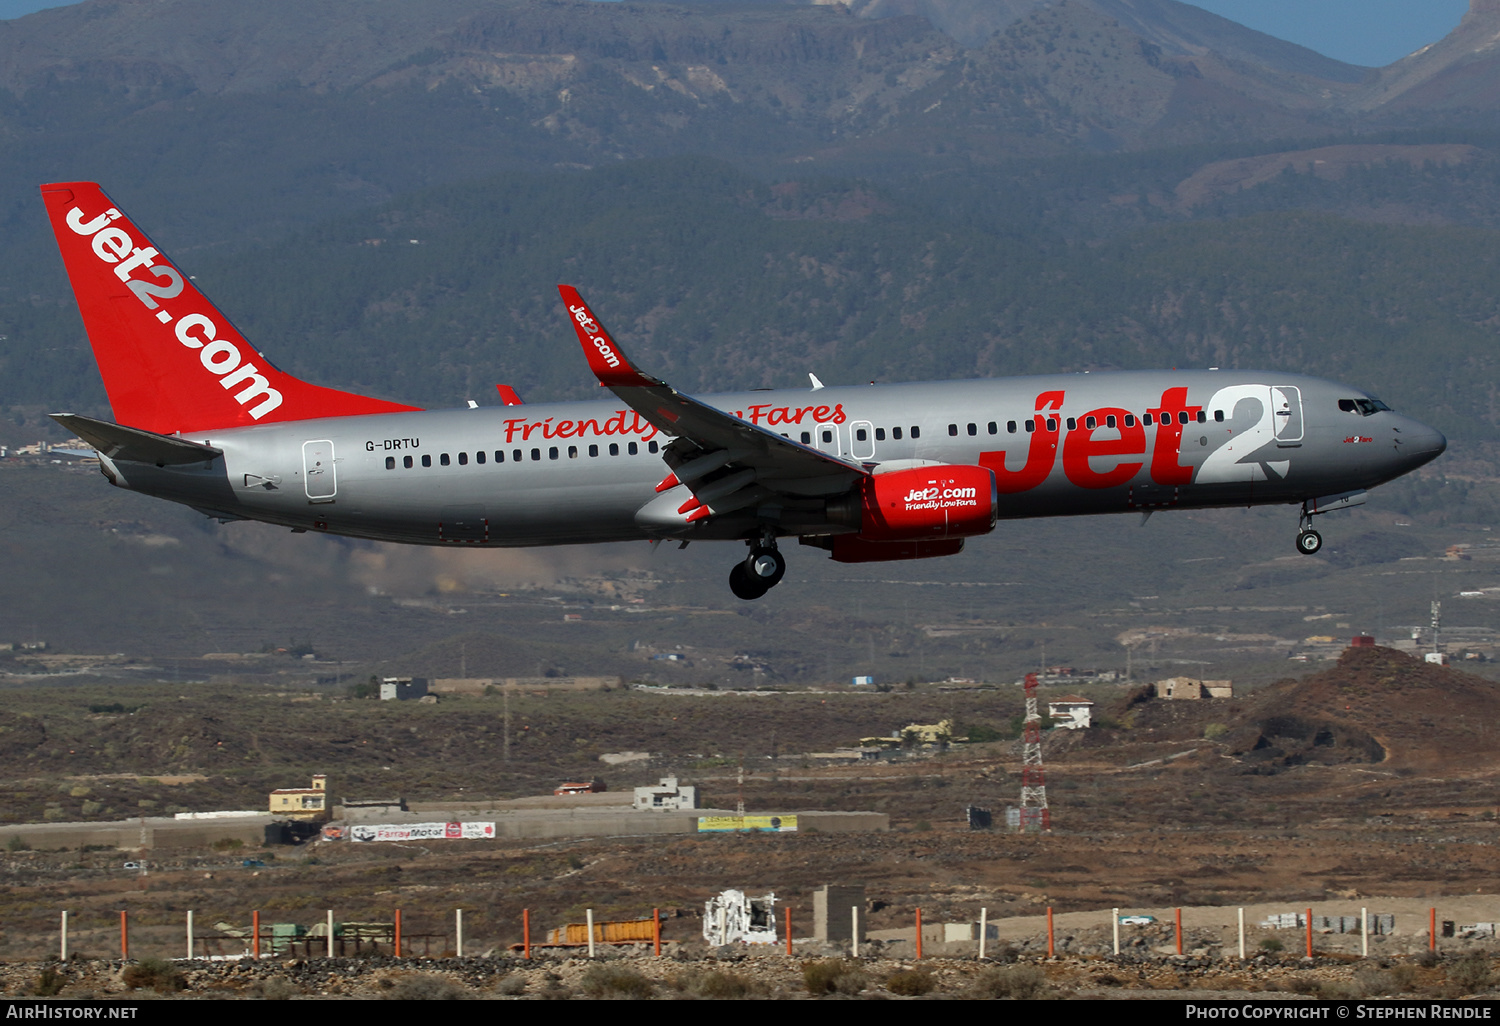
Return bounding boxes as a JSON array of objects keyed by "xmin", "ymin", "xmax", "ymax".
[
  {"xmin": 855, "ymin": 464, "xmax": 998, "ymax": 542},
  {"xmin": 818, "ymin": 536, "xmax": 966, "ymax": 563}
]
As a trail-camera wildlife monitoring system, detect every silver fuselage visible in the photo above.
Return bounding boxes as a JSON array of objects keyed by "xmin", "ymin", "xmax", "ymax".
[{"xmin": 100, "ymin": 370, "xmax": 1446, "ymax": 547}]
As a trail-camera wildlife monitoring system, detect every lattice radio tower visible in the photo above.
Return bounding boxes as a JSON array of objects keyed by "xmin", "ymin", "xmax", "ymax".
[{"xmin": 1019, "ymin": 672, "xmax": 1050, "ymax": 832}]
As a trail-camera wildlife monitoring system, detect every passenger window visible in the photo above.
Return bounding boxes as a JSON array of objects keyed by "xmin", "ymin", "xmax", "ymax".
[
  {"xmin": 1085, "ymin": 416, "xmax": 1096, "ymax": 429},
  {"xmin": 1143, "ymin": 413, "xmax": 1153, "ymax": 426},
  {"xmin": 458, "ymin": 452, "xmax": 468, "ymax": 466},
  {"xmin": 1106, "ymin": 415, "xmax": 1116, "ymax": 429},
  {"xmin": 1007, "ymin": 421, "xmax": 1016, "ymax": 434},
  {"xmin": 892, "ymin": 427, "xmax": 903, "ymax": 440},
  {"xmin": 821, "ymin": 430, "xmax": 832, "ymax": 443},
  {"xmin": 549, "ymin": 446, "xmax": 559, "ymax": 460},
  {"xmin": 421, "ymin": 454, "xmax": 432, "ymax": 468},
  {"xmin": 800, "ymin": 431, "xmax": 811, "ymax": 444},
  {"xmin": 385, "ymin": 456, "xmax": 395, "ymax": 470},
  {"xmin": 1124, "ymin": 415, "xmax": 1135, "ymax": 428},
  {"xmin": 875, "ymin": 428, "xmax": 886, "ymax": 441},
  {"xmin": 856, "ymin": 428, "xmax": 868, "ymax": 442},
  {"xmin": 1022, "ymin": 420, "xmax": 1032, "ymax": 433},
  {"xmin": 568, "ymin": 445, "xmax": 578, "ymax": 458},
  {"xmin": 476, "ymin": 451, "xmax": 485, "ymax": 465},
  {"xmin": 1046, "ymin": 418, "xmax": 1057, "ymax": 432},
  {"xmin": 987, "ymin": 422, "xmax": 997, "ymax": 435},
  {"xmin": 440, "ymin": 453, "xmax": 450, "ymax": 466},
  {"xmin": 1214, "ymin": 410, "xmax": 1224, "ymax": 422},
  {"xmin": 967, "ymin": 423, "xmax": 977, "ymax": 436},
  {"xmin": 609, "ymin": 443, "xmax": 619, "ymax": 456},
  {"xmin": 1178, "ymin": 412, "xmax": 1189, "ymax": 425},
  {"xmin": 948, "ymin": 424, "xmax": 958, "ymax": 436},
  {"xmin": 495, "ymin": 451, "xmax": 504, "ymax": 463},
  {"xmin": 530, "ymin": 449, "xmax": 540, "ymax": 461},
  {"xmin": 1196, "ymin": 411, "xmax": 1206, "ymax": 423},
  {"xmin": 513, "ymin": 449, "xmax": 522, "ymax": 463},
  {"xmin": 403, "ymin": 455, "xmax": 413, "ymax": 469},
  {"xmin": 911, "ymin": 426, "xmax": 920, "ymax": 439},
  {"xmin": 589, "ymin": 444, "xmax": 599, "ymax": 457},
  {"xmin": 628, "ymin": 442, "xmax": 639, "ymax": 455},
  {"xmin": 649, "ymin": 441, "xmax": 659, "ymax": 453},
  {"xmin": 1066, "ymin": 418, "xmax": 1077, "ymax": 431}
]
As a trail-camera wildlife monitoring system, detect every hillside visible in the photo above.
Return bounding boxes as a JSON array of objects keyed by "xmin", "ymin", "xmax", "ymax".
[{"xmin": 1235, "ymin": 646, "xmax": 1500, "ymax": 773}]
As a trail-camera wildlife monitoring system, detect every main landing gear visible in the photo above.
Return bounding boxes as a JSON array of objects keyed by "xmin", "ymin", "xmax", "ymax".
[
  {"xmin": 1295, "ymin": 502, "xmax": 1322, "ymax": 555},
  {"xmin": 729, "ymin": 535, "xmax": 786, "ymax": 600}
]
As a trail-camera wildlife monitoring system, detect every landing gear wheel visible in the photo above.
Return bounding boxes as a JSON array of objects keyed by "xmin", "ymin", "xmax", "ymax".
[
  {"xmin": 1296, "ymin": 530, "xmax": 1323, "ymax": 555},
  {"xmin": 745, "ymin": 546, "xmax": 786, "ymax": 589},
  {"xmin": 729, "ymin": 562, "xmax": 769, "ymax": 601}
]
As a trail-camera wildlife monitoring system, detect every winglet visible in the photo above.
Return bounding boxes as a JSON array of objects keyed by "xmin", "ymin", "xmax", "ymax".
[
  {"xmin": 496, "ymin": 385, "xmax": 524, "ymax": 406},
  {"xmin": 557, "ymin": 285, "xmax": 658, "ymax": 388}
]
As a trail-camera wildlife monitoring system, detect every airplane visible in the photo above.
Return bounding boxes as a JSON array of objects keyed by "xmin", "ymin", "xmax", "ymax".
[{"xmin": 39, "ymin": 182, "xmax": 1448, "ymax": 600}]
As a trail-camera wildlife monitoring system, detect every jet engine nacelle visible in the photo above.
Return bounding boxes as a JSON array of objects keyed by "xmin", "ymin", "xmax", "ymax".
[{"xmin": 855, "ymin": 464, "xmax": 998, "ymax": 542}]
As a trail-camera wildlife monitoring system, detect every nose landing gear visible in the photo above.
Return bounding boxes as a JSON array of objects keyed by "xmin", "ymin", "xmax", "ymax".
[
  {"xmin": 1295, "ymin": 503, "xmax": 1322, "ymax": 555},
  {"xmin": 728, "ymin": 537, "xmax": 786, "ymax": 600}
]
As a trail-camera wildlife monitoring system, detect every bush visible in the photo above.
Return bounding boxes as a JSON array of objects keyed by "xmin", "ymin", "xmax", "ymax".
[
  {"xmin": 802, "ymin": 959, "xmax": 867, "ymax": 996},
  {"xmin": 1449, "ymin": 953, "xmax": 1493, "ymax": 992},
  {"xmin": 33, "ymin": 969, "xmax": 64, "ymax": 997},
  {"xmin": 886, "ymin": 969, "xmax": 935, "ymax": 996},
  {"xmin": 1354, "ymin": 967, "xmax": 1395, "ymax": 997},
  {"xmin": 1259, "ymin": 937, "xmax": 1283, "ymax": 952},
  {"xmin": 493, "ymin": 974, "xmax": 527, "ymax": 996},
  {"xmin": 972, "ymin": 964, "xmax": 1048, "ymax": 1000},
  {"xmin": 6, "ymin": 836, "xmax": 29, "ymax": 852},
  {"xmin": 580, "ymin": 964, "xmax": 655, "ymax": 999},
  {"xmin": 673, "ymin": 969, "xmax": 763, "ymax": 999},
  {"xmin": 122, "ymin": 958, "xmax": 184, "ymax": 993},
  {"xmin": 383, "ymin": 973, "xmax": 469, "ymax": 1000}
]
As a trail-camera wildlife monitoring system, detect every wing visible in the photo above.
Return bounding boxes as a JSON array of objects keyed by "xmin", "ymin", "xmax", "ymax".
[{"xmin": 558, "ymin": 285, "xmax": 867, "ymax": 532}]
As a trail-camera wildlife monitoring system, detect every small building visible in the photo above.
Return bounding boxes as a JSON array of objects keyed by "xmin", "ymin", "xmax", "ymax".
[
  {"xmin": 704, "ymin": 889, "xmax": 778, "ymax": 946},
  {"xmin": 554, "ymin": 778, "xmax": 606, "ymax": 795},
  {"xmin": 633, "ymin": 776, "xmax": 698, "ymax": 811},
  {"xmin": 379, "ymin": 677, "xmax": 428, "ymax": 701},
  {"xmin": 1155, "ymin": 677, "xmax": 1233, "ymax": 700},
  {"xmin": 269, "ymin": 774, "xmax": 328, "ymax": 821},
  {"xmin": 1047, "ymin": 695, "xmax": 1094, "ymax": 730}
]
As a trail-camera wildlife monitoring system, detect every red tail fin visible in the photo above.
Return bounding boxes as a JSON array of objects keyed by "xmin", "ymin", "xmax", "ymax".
[{"xmin": 41, "ymin": 182, "xmax": 420, "ymax": 435}]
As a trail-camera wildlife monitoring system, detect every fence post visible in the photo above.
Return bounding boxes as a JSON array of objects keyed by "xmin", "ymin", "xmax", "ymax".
[
  {"xmin": 1238, "ymin": 908, "xmax": 1245, "ymax": 960},
  {"xmin": 523, "ymin": 909, "xmax": 531, "ymax": 959},
  {"xmin": 252, "ymin": 909, "xmax": 260, "ymax": 959},
  {"xmin": 1361, "ymin": 906, "xmax": 1368, "ymax": 958},
  {"xmin": 1112, "ymin": 908, "xmax": 1119, "ymax": 956},
  {"xmin": 60, "ymin": 911, "xmax": 67, "ymax": 962},
  {"xmin": 1175, "ymin": 908, "xmax": 1183, "ymax": 955},
  {"xmin": 653, "ymin": 908, "xmax": 661, "ymax": 957},
  {"xmin": 1306, "ymin": 908, "xmax": 1313, "ymax": 958},
  {"xmin": 1430, "ymin": 908, "xmax": 1437, "ymax": 952},
  {"xmin": 394, "ymin": 909, "xmax": 402, "ymax": 958},
  {"xmin": 979, "ymin": 907, "xmax": 988, "ymax": 961},
  {"xmin": 1047, "ymin": 906, "xmax": 1055, "ymax": 957},
  {"xmin": 456, "ymin": 908, "xmax": 463, "ymax": 958},
  {"xmin": 586, "ymin": 909, "xmax": 596, "ymax": 958},
  {"xmin": 784, "ymin": 907, "xmax": 791, "ymax": 956},
  {"xmin": 120, "ymin": 910, "xmax": 128, "ymax": 960},
  {"xmin": 328, "ymin": 910, "xmax": 335, "ymax": 958},
  {"xmin": 187, "ymin": 910, "xmax": 194, "ymax": 961},
  {"xmin": 852, "ymin": 906, "xmax": 860, "ymax": 958},
  {"xmin": 915, "ymin": 908, "xmax": 922, "ymax": 960}
]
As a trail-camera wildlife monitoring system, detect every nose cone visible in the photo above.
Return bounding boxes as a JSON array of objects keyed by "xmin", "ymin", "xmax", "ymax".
[{"xmin": 1400, "ymin": 417, "xmax": 1447, "ymax": 470}]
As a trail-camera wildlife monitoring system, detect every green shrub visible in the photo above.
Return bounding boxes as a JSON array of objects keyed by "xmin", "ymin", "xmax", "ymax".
[
  {"xmin": 1449, "ymin": 953, "xmax": 1493, "ymax": 992},
  {"xmin": 6, "ymin": 836, "xmax": 29, "ymax": 852},
  {"xmin": 1259, "ymin": 937, "xmax": 1283, "ymax": 952},
  {"xmin": 803, "ymin": 959, "xmax": 867, "ymax": 996},
  {"xmin": 972, "ymin": 964, "xmax": 1047, "ymax": 999},
  {"xmin": 674, "ymin": 969, "xmax": 763, "ymax": 998},
  {"xmin": 886, "ymin": 969, "xmax": 935, "ymax": 996},
  {"xmin": 580, "ymin": 964, "xmax": 655, "ymax": 999},
  {"xmin": 33, "ymin": 969, "xmax": 64, "ymax": 997},
  {"xmin": 122, "ymin": 958, "xmax": 184, "ymax": 993}
]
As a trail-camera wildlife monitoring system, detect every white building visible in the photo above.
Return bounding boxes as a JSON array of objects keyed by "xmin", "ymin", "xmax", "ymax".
[
  {"xmin": 1047, "ymin": 696, "xmax": 1094, "ymax": 730},
  {"xmin": 633, "ymin": 776, "xmax": 698, "ymax": 811}
]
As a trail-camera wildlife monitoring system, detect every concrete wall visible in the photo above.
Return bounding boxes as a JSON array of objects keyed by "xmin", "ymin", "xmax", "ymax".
[{"xmin": 0, "ymin": 815, "xmax": 274, "ymax": 851}]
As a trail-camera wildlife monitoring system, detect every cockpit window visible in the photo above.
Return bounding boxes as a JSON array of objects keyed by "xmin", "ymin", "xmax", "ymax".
[{"xmin": 1339, "ymin": 397, "xmax": 1392, "ymax": 416}]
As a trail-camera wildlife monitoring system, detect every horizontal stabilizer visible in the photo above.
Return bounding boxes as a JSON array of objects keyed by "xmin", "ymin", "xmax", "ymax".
[{"xmin": 50, "ymin": 413, "xmax": 222, "ymax": 466}]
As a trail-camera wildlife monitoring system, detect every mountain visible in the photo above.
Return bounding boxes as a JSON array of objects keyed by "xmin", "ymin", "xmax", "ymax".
[{"xmin": 1349, "ymin": 0, "xmax": 1500, "ymax": 114}]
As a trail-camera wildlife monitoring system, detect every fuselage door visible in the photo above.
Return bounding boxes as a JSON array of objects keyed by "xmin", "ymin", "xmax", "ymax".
[
  {"xmin": 850, "ymin": 420, "xmax": 875, "ymax": 460},
  {"xmin": 302, "ymin": 439, "xmax": 336, "ymax": 501},
  {"xmin": 1272, "ymin": 386, "xmax": 1303, "ymax": 446}
]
